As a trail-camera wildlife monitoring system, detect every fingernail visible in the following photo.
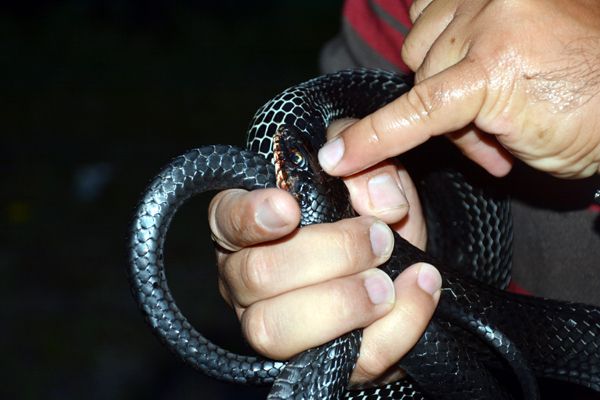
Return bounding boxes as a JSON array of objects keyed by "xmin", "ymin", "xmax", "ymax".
[
  {"xmin": 256, "ymin": 198, "xmax": 287, "ymax": 230},
  {"xmin": 417, "ymin": 263, "xmax": 442, "ymax": 296},
  {"xmin": 367, "ymin": 174, "xmax": 407, "ymax": 212},
  {"xmin": 363, "ymin": 269, "xmax": 395, "ymax": 305},
  {"xmin": 369, "ymin": 221, "xmax": 394, "ymax": 258},
  {"xmin": 318, "ymin": 137, "xmax": 344, "ymax": 172}
]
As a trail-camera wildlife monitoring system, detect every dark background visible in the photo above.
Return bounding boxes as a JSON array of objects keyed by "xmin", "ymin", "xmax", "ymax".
[{"xmin": 2, "ymin": 1, "xmax": 342, "ymax": 399}]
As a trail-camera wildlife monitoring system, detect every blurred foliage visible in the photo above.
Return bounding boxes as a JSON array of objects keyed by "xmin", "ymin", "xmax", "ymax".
[{"xmin": 0, "ymin": 1, "xmax": 341, "ymax": 399}]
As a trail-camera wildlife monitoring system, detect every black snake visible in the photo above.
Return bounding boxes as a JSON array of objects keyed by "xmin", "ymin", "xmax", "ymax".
[{"xmin": 128, "ymin": 69, "xmax": 600, "ymax": 399}]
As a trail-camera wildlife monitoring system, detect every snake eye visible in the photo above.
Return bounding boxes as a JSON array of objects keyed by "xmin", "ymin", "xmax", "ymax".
[{"xmin": 290, "ymin": 149, "xmax": 306, "ymax": 168}]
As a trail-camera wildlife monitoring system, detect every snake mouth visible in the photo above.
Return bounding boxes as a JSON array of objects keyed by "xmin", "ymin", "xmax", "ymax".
[{"xmin": 273, "ymin": 130, "xmax": 290, "ymax": 191}]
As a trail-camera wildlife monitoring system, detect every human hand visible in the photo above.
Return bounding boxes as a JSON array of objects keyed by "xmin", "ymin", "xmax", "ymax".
[
  {"xmin": 317, "ymin": 0, "xmax": 600, "ymax": 179},
  {"xmin": 208, "ymin": 121, "xmax": 440, "ymax": 385}
]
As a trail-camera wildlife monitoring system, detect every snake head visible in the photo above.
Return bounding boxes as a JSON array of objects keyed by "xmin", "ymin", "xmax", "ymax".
[{"xmin": 273, "ymin": 125, "xmax": 354, "ymax": 226}]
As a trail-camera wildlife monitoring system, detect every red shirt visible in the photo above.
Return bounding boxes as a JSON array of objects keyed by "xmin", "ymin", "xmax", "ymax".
[{"xmin": 343, "ymin": 0, "xmax": 414, "ymax": 74}]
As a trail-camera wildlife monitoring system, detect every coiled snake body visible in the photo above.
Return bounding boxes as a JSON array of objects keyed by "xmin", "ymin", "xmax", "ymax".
[{"xmin": 128, "ymin": 69, "xmax": 600, "ymax": 399}]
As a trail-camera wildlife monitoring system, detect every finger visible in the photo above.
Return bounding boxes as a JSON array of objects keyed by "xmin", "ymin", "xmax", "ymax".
[
  {"xmin": 329, "ymin": 119, "xmax": 411, "ymax": 224},
  {"xmin": 390, "ymin": 167, "xmax": 427, "ymax": 250},
  {"xmin": 448, "ymin": 126, "xmax": 514, "ymax": 177},
  {"xmin": 317, "ymin": 59, "xmax": 488, "ymax": 177},
  {"xmin": 409, "ymin": 0, "xmax": 436, "ymax": 23},
  {"xmin": 345, "ymin": 162, "xmax": 410, "ymax": 224},
  {"xmin": 403, "ymin": 0, "xmax": 458, "ymax": 71},
  {"xmin": 218, "ymin": 279, "xmax": 240, "ymax": 314},
  {"xmin": 330, "ymin": 120, "xmax": 427, "ymax": 248},
  {"xmin": 413, "ymin": 12, "xmax": 472, "ymax": 83},
  {"xmin": 327, "ymin": 118, "xmax": 359, "ymax": 140},
  {"xmin": 209, "ymin": 188, "xmax": 300, "ymax": 252},
  {"xmin": 221, "ymin": 217, "xmax": 394, "ymax": 307},
  {"xmin": 351, "ymin": 262, "xmax": 442, "ymax": 384},
  {"xmin": 240, "ymin": 268, "xmax": 396, "ymax": 359},
  {"xmin": 344, "ymin": 164, "xmax": 427, "ymax": 249}
]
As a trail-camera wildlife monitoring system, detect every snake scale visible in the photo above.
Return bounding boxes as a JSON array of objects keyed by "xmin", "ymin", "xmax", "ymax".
[{"xmin": 128, "ymin": 69, "xmax": 600, "ymax": 399}]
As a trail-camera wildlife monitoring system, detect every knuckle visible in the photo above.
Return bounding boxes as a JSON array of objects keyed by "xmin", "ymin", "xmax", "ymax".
[
  {"xmin": 328, "ymin": 282, "xmax": 357, "ymax": 322},
  {"xmin": 327, "ymin": 277, "xmax": 373, "ymax": 324},
  {"xmin": 217, "ymin": 279, "xmax": 232, "ymax": 305},
  {"xmin": 354, "ymin": 326, "xmax": 410, "ymax": 382},
  {"xmin": 241, "ymin": 304, "xmax": 279, "ymax": 357},
  {"xmin": 227, "ymin": 207, "xmax": 250, "ymax": 240},
  {"xmin": 414, "ymin": 55, "xmax": 431, "ymax": 83},
  {"xmin": 239, "ymin": 248, "xmax": 273, "ymax": 293},
  {"xmin": 208, "ymin": 194, "xmax": 226, "ymax": 239},
  {"xmin": 209, "ymin": 190, "xmax": 249, "ymax": 250},
  {"xmin": 401, "ymin": 39, "xmax": 419, "ymax": 72},
  {"xmin": 408, "ymin": 0, "xmax": 425, "ymax": 23},
  {"xmin": 408, "ymin": 7, "xmax": 419, "ymax": 23},
  {"xmin": 397, "ymin": 296, "xmax": 430, "ymax": 327},
  {"xmin": 366, "ymin": 114, "xmax": 384, "ymax": 146},
  {"xmin": 405, "ymin": 83, "xmax": 439, "ymax": 121},
  {"xmin": 355, "ymin": 355, "xmax": 391, "ymax": 382},
  {"xmin": 218, "ymin": 254, "xmax": 235, "ymax": 284},
  {"xmin": 489, "ymin": 0, "xmax": 521, "ymax": 15},
  {"xmin": 332, "ymin": 222, "xmax": 365, "ymax": 267}
]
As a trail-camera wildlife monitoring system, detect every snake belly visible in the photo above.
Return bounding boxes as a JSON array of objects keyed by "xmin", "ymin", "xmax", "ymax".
[{"xmin": 128, "ymin": 69, "xmax": 600, "ymax": 400}]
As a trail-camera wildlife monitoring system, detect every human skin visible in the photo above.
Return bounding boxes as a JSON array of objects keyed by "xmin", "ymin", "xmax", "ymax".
[
  {"xmin": 209, "ymin": 120, "xmax": 438, "ymax": 384},
  {"xmin": 211, "ymin": 0, "xmax": 600, "ymax": 386},
  {"xmin": 318, "ymin": 0, "xmax": 600, "ymax": 179}
]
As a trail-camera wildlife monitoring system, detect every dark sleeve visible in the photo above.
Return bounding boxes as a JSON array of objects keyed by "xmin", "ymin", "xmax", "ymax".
[{"xmin": 508, "ymin": 166, "xmax": 600, "ymax": 306}]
